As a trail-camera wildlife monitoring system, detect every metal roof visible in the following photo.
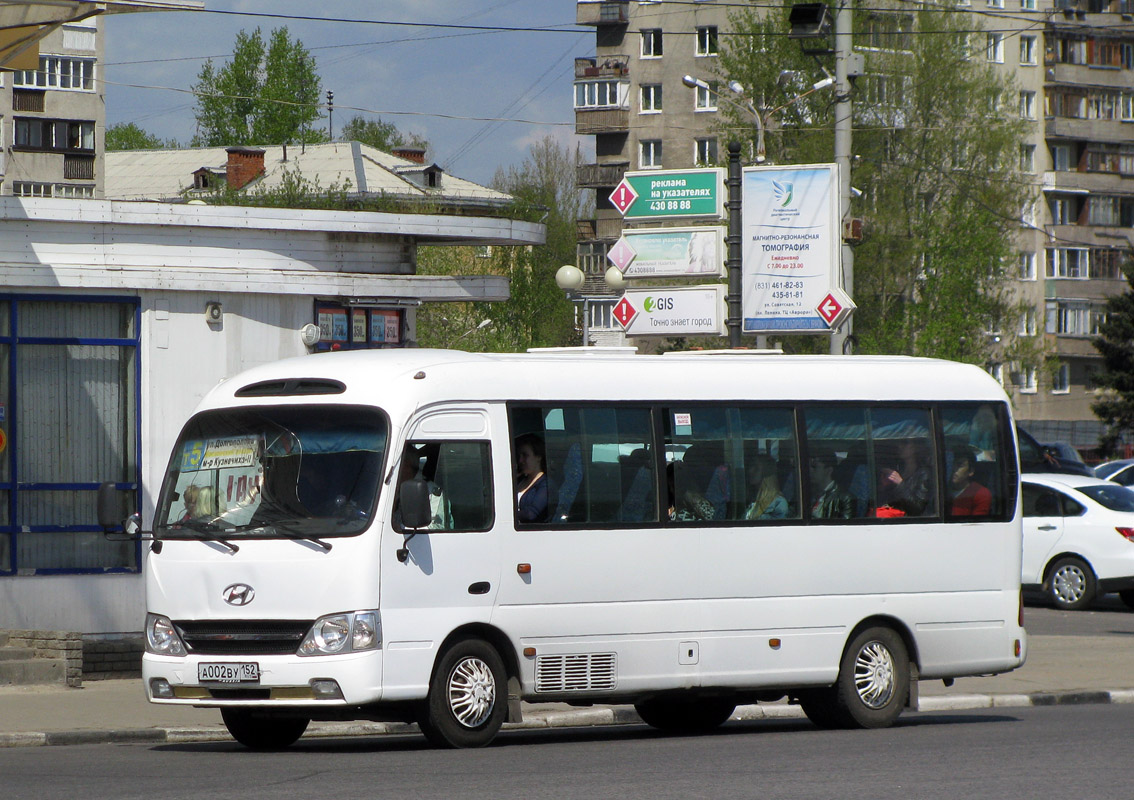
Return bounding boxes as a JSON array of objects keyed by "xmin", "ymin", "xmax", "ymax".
[{"xmin": 105, "ymin": 141, "xmax": 515, "ymax": 210}]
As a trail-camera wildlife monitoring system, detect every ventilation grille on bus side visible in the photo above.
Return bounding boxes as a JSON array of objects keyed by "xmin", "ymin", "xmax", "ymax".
[{"xmin": 535, "ymin": 653, "xmax": 617, "ymax": 693}]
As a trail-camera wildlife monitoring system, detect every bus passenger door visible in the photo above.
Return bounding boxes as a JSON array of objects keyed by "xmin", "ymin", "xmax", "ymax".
[{"xmin": 379, "ymin": 408, "xmax": 501, "ymax": 699}]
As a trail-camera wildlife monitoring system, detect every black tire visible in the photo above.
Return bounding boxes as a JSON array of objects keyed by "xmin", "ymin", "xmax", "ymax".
[
  {"xmin": 832, "ymin": 626, "xmax": 910, "ymax": 729},
  {"xmin": 634, "ymin": 697, "xmax": 736, "ymax": 733},
  {"xmin": 418, "ymin": 638, "xmax": 507, "ymax": 748},
  {"xmin": 1047, "ymin": 556, "xmax": 1096, "ymax": 611},
  {"xmin": 1120, "ymin": 590, "xmax": 1134, "ymax": 610},
  {"xmin": 221, "ymin": 709, "xmax": 309, "ymax": 750},
  {"xmin": 795, "ymin": 688, "xmax": 843, "ymax": 730}
]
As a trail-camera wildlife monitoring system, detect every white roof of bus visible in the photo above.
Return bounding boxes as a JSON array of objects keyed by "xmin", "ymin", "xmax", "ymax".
[{"xmin": 198, "ymin": 349, "xmax": 1009, "ymax": 420}]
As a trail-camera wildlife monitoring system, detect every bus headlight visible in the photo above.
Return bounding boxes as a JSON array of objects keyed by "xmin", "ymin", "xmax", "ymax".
[
  {"xmin": 145, "ymin": 613, "xmax": 186, "ymax": 656},
  {"xmin": 298, "ymin": 611, "xmax": 381, "ymax": 656}
]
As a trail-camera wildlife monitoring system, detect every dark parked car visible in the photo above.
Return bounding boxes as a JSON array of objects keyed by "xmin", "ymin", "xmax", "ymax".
[
  {"xmin": 1043, "ymin": 441, "xmax": 1085, "ymax": 465},
  {"xmin": 1017, "ymin": 426, "xmax": 1093, "ymax": 476},
  {"xmin": 1096, "ymin": 459, "xmax": 1134, "ymax": 486}
]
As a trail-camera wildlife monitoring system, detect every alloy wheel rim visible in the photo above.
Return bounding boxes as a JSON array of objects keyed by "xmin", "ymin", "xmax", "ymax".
[
  {"xmin": 1053, "ymin": 565, "xmax": 1086, "ymax": 604},
  {"xmin": 447, "ymin": 656, "xmax": 496, "ymax": 728},
  {"xmin": 853, "ymin": 641, "xmax": 895, "ymax": 709}
]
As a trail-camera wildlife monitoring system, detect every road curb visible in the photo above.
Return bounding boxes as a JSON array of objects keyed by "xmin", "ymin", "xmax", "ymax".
[{"xmin": 0, "ymin": 689, "xmax": 1128, "ymax": 748}]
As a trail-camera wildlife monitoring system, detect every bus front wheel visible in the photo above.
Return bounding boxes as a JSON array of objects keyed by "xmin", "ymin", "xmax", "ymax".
[
  {"xmin": 221, "ymin": 709, "xmax": 309, "ymax": 750},
  {"xmin": 634, "ymin": 696, "xmax": 736, "ymax": 733},
  {"xmin": 418, "ymin": 638, "xmax": 507, "ymax": 748},
  {"xmin": 833, "ymin": 626, "xmax": 909, "ymax": 729}
]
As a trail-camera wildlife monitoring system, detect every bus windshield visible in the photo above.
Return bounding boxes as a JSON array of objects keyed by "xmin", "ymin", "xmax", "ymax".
[{"xmin": 156, "ymin": 404, "xmax": 387, "ymax": 541}]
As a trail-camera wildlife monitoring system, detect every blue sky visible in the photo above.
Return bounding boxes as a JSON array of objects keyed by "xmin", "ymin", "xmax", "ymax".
[{"xmin": 103, "ymin": 1, "xmax": 588, "ymax": 185}]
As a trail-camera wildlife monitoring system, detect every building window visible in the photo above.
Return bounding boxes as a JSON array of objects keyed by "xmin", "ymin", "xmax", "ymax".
[
  {"xmin": 1019, "ymin": 35, "xmax": 1037, "ymax": 65},
  {"xmin": 315, "ymin": 304, "xmax": 404, "ymax": 351},
  {"xmin": 696, "ymin": 26, "xmax": 719, "ymax": 56},
  {"xmin": 1020, "ymin": 0, "xmax": 1036, "ymax": 9},
  {"xmin": 695, "ymin": 138, "xmax": 718, "ymax": 166},
  {"xmin": 1049, "ymin": 196, "xmax": 1077, "ymax": 225},
  {"xmin": 1021, "ymin": 366, "xmax": 1037, "ymax": 393},
  {"xmin": 1019, "ymin": 90, "xmax": 1036, "ymax": 119},
  {"xmin": 694, "ymin": 82, "xmax": 718, "ymax": 111},
  {"xmin": 577, "ymin": 241, "xmax": 608, "ymax": 276},
  {"xmin": 640, "ymin": 139, "xmax": 662, "ymax": 169},
  {"xmin": 1019, "ymin": 144, "xmax": 1035, "ymax": 173},
  {"xmin": 574, "ymin": 80, "xmax": 624, "ymax": 109},
  {"xmin": 641, "ymin": 29, "xmax": 663, "ymax": 58},
  {"xmin": 1018, "ymin": 251, "xmax": 1036, "ymax": 280},
  {"xmin": 13, "ymin": 56, "xmax": 95, "ymax": 91},
  {"xmin": 987, "ymin": 33, "xmax": 1004, "ymax": 63},
  {"xmin": 14, "ymin": 118, "xmax": 94, "ymax": 152},
  {"xmin": 1092, "ymin": 248, "xmax": 1125, "ymax": 280},
  {"xmin": 0, "ymin": 297, "xmax": 142, "ymax": 575},
  {"xmin": 12, "ymin": 90, "xmax": 44, "ymax": 112},
  {"xmin": 1052, "ymin": 363, "xmax": 1070, "ymax": 394},
  {"xmin": 1051, "ymin": 144, "xmax": 1073, "ymax": 172},
  {"xmin": 1018, "ymin": 307, "xmax": 1037, "ymax": 336},
  {"xmin": 640, "ymin": 84, "xmax": 662, "ymax": 113},
  {"xmin": 1046, "ymin": 247, "xmax": 1089, "ymax": 278},
  {"xmin": 12, "ymin": 182, "xmax": 51, "ymax": 197}
]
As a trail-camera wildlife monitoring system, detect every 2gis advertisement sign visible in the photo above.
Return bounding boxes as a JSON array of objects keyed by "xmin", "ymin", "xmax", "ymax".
[
  {"xmin": 741, "ymin": 163, "xmax": 853, "ymax": 334},
  {"xmin": 613, "ymin": 286, "xmax": 725, "ymax": 337}
]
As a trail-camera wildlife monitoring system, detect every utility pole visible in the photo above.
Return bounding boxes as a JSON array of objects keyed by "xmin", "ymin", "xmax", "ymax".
[{"xmin": 830, "ymin": 0, "xmax": 854, "ymax": 355}]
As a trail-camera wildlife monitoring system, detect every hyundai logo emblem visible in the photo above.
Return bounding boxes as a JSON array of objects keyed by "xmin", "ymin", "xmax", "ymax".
[{"xmin": 222, "ymin": 583, "xmax": 255, "ymax": 606}]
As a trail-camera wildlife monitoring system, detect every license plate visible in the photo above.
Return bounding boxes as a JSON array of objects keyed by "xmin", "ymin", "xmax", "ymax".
[{"xmin": 198, "ymin": 662, "xmax": 260, "ymax": 684}]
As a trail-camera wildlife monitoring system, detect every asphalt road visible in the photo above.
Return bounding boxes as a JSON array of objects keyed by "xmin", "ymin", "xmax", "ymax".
[
  {"xmin": 1024, "ymin": 591, "xmax": 1134, "ymax": 636},
  {"xmin": 3, "ymin": 704, "xmax": 1130, "ymax": 800}
]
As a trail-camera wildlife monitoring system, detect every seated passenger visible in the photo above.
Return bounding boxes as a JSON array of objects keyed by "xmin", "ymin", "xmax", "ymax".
[
  {"xmin": 950, "ymin": 449, "xmax": 991, "ymax": 517},
  {"xmin": 515, "ymin": 433, "xmax": 548, "ymax": 523},
  {"xmin": 878, "ymin": 438, "xmax": 934, "ymax": 516},
  {"xmin": 809, "ymin": 449, "xmax": 855, "ymax": 520},
  {"xmin": 744, "ymin": 453, "xmax": 788, "ymax": 520}
]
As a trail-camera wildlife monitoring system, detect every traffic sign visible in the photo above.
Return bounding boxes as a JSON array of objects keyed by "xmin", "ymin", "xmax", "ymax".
[
  {"xmin": 816, "ymin": 287, "xmax": 855, "ymax": 329},
  {"xmin": 613, "ymin": 296, "xmax": 638, "ymax": 328},
  {"xmin": 611, "ymin": 168, "xmax": 726, "ymax": 220}
]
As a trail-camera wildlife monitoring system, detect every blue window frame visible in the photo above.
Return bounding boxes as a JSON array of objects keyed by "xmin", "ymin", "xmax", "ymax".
[{"xmin": 0, "ymin": 294, "xmax": 141, "ymax": 575}]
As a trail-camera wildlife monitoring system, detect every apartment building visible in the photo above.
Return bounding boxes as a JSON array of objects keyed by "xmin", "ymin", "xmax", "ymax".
[
  {"xmin": 574, "ymin": 0, "xmax": 1134, "ymax": 452},
  {"xmin": 0, "ymin": 17, "xmax": 104, "ymax": 199}
]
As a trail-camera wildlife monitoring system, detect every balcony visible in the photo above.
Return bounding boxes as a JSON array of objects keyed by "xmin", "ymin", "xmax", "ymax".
[
  {"xmin": 576, "ymin": 217, "xmax": 625, "ymax": 241},
  {"xmin": 576, "ymin": 1, "xmax": 629, "ymax": 26},
  {"xmin": 577, "ymin": 162, "xmax": 628, "ymax": 188},
  {"xmin": 575, "ymin": 56, "xmax": 630, "ymax": 79},
  {"xmin": 575, "ymin": 107, "xmax": 629, "ymax": 135}
]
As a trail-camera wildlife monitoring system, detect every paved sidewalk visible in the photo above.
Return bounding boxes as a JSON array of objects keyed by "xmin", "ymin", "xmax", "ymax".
[{"xmin": 2, "ymin": 634, "xmax": 1132, "ymax": 748}]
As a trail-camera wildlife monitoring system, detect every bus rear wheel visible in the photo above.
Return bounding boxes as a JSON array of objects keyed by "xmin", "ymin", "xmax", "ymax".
[
  {"xmin": 418, "ymin": 638, "xmax": 507, "ymax": 748},
  {"xmin": 833, "ymin": 626, "xmax": 909, "ymax": 729},
  {"xmin": 221, "ymin": 709, "xmax": 309, "ymax": 750},
  {"xmin": 634, "ymin": 696, "xmax": 736, "ymax": 733}
]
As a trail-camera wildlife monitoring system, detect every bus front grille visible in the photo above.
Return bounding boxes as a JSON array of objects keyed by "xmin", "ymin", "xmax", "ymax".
[
  {"xmin": 174, "ymin": 620, "xmax": 313, "ymax": 655},
  {"xmin": 535, "ymin": 653, "xmax": 617, "ymax": 693}
]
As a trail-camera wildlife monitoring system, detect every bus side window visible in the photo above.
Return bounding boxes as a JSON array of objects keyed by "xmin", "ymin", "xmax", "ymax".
[
  {"xmin": 394, "ymin": 441, "xmax": 493, "ymax": 532},
  {"xmin": 940, "ymin": 403, "xmax": 1010, "ymax": 521}
]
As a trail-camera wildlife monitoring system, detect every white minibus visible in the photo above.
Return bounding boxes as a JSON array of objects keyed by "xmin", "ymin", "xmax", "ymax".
[{"xmin": 100, "ymin": 349, "xmax": 1026, "ymax": 749}]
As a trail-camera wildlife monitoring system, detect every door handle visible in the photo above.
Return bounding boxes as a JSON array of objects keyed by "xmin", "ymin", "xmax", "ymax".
[
  {"xmin": 1037, "ymin": 524, "xmax": 1057, "ymax": 531},
  {"xmin": 468, "ymin": 581, "xmax": 491, "ymax": 595}
]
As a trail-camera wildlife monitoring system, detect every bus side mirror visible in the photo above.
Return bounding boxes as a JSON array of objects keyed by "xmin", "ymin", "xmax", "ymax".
[
  {"xmin": 399, "ymin": 478, "xmax": 432, "ymax": 531},
  {"xmin": 97, "ymin": 482, "xmax": 123, "ymax": 530}
]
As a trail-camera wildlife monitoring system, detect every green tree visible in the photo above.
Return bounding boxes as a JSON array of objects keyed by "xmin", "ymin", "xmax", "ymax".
[
  {"xmin": 1092, "ymin": 258, "xmax": 1134, "ymax": 454},
  {"xmin": 105, "ymin": 122, "xmax": 174, "ymax": 151},
  {"xmin": 340, "ymin": 115, "xmax": 429, "ymax": 155},
  {"xmin": 192, "ymin": 27, "xmax": 324, "ymax": 147},
  {"xmin": 416, "ymin": 136, "xmax": 586, "ymax": 351},
  {"xmin": 719, "ymin": 3, "xmax": 1032, "ymax": 364}
]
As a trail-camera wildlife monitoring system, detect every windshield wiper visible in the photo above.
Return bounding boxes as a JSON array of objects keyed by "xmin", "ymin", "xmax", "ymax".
[
  {"xmin": 173, "ymin": 519, "xmax": 240, "ymax": 554},
  {"xmin": 237, "ymin": 516, "xmax": 332, "ymax": 552}
]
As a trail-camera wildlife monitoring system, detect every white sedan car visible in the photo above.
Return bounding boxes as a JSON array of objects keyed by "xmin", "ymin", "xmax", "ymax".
[{"xmin": 1022, "ymin": 473, "xmax": 1134, "ymax": 611}]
